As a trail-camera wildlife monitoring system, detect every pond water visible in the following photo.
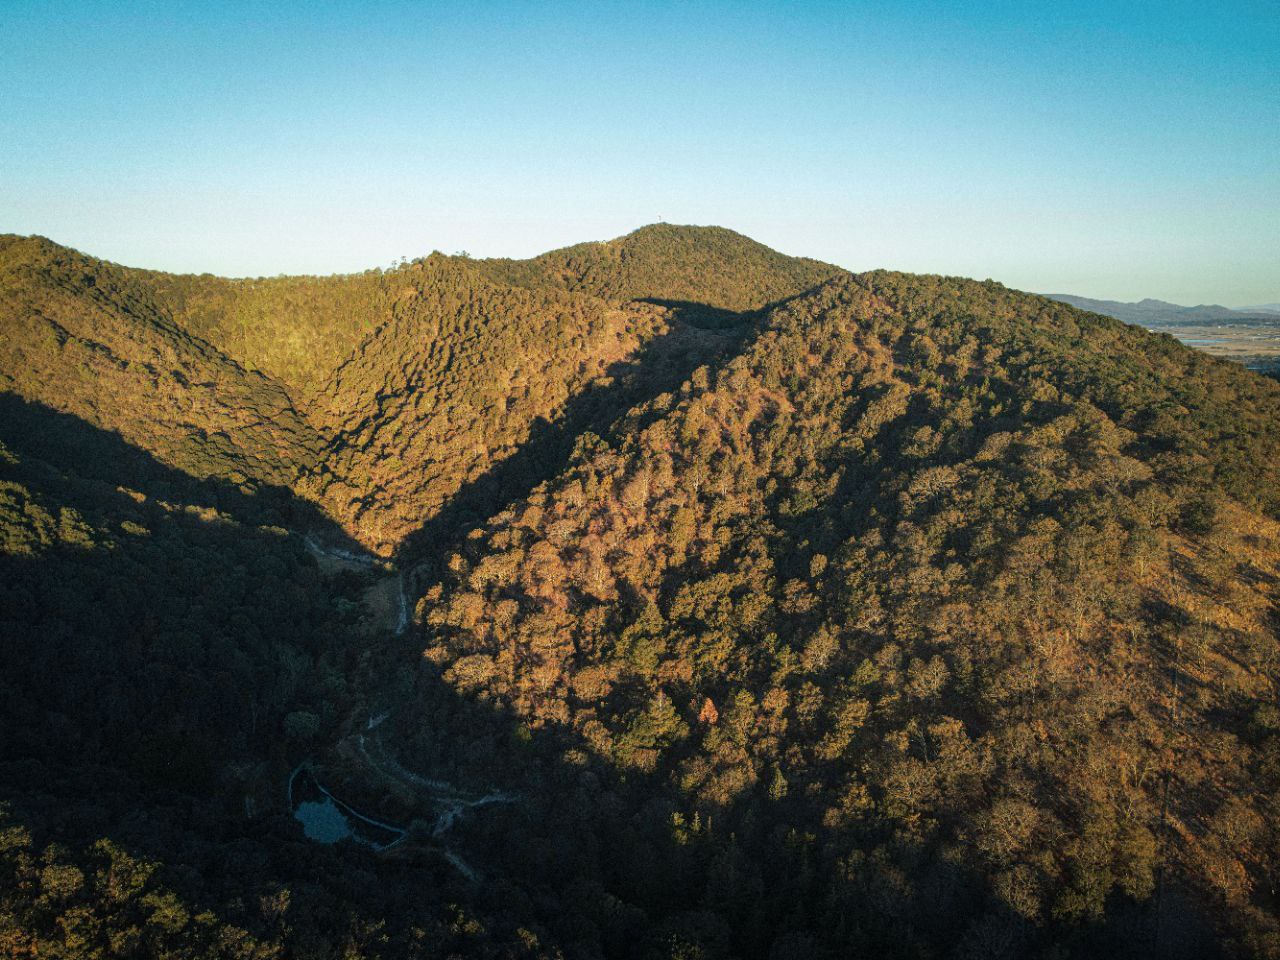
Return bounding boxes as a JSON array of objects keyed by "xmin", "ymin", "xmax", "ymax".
[
  {"xmin": 295, "ymin": 795, "xmax": 355, "ymax": 843},
  {"xmin": 288, "ymin": 765, "xmax": 407, "ymax": 850},
  {"xmin": 285, "ymin": 740, "xmax": 520, "ymax": 881}
]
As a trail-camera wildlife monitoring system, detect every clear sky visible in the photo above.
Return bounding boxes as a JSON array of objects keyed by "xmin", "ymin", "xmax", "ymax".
[{"xmin": 2, "ymin": 0, "xmax": 1276, "ymax": 305}]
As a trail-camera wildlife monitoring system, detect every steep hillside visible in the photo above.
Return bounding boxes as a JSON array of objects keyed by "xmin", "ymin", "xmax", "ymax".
[
  {"xmin": 0, "ymin": 228, "xmax": 840, "ymax": 555},
  {"xmin": 142, "ymin": 267, "xmax": 390, "ymax": 397},
  {"xmin": 0, "ymin": 236, "xmax": 325, "ymax": 494},
  {"xmin": 406, "ymin": 272, "xmax": 1280, "ymax": 957},
  {"xmin": 299, "ymin": 255, "xmax": 743, "ymax": 555},
  {"xmin": 290, "ymin": 228, "xmax": 840, "ymax": 554},
  {"xmin": 2, "ymin": 228, "xmax": 1278, "ymax": 959}
]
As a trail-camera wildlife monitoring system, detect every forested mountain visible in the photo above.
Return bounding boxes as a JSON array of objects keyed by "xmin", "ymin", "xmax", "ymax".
[
  {"xmin": 412, "ymin": 271, "xmax": 1280, "ymax": 958},
  {"xmin": 0, "ymin": 226, "xmax": 835, "ymax": 556},
  {"xmin": 0, "ymin": 236, "xmax": 325, "ymax": 491},
  {"xmin": 478, "ymin": 223, "xmax": 841, "ymax": 313},
  {"xmin": 2, "ymin": 226, "xmax": 1279, "ymax": 959},
  {"xmin": 297, "ymin": 256, "xmax": 738, "ymax": 556}
]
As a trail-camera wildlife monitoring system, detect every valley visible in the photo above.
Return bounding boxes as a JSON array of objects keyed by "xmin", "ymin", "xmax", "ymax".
[{"xmin": 2, "ymin": 225, "xmax": 1279, "ymax": 959}]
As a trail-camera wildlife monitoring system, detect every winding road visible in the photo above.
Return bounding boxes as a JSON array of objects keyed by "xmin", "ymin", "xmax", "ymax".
[{"xmin": 293, "ymin": 532, "xmax": 516, "ymax": 879}]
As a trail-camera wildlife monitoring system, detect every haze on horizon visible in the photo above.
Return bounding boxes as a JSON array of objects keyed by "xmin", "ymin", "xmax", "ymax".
[{"xmin": 1, "ymin": 0, "xmax": 1276, "ymax": 306}]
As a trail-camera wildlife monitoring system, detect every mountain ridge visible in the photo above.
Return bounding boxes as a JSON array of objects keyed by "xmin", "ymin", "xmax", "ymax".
[
  {"xmin": 2, "ymin": 225, "xmax": 1279, "ymax": 958},
  {"xmin": 0, "ymin": 225, "xmax": 845, "ymax": 556},
  {"xmin": 1044, "ymin": 291, "xmax": 1280, "ymax": 325}
]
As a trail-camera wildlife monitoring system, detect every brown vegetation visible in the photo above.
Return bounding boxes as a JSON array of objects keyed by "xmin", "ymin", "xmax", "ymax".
[{"xmin": 1, "ymin": 227, "xmax": 1278, "ymax": 958}]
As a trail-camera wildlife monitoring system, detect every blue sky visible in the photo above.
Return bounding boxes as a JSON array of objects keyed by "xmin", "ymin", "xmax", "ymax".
[{"xmin": 2, "ymin": 0, "xmax": 1276, "ymax": 304}]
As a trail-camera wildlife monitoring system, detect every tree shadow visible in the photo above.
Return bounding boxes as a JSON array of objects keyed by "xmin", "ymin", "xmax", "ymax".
[
  {"xmin": 0, "ymin": 397, "xmax": 476, "ymax": 953},
  {"xmin": 0, "ymin": 394, "xmax": 365, "ymax": 784},
  {"xmin": 0, "ymin": 390, "xmax": 990, "ymax": 958},
  {"xmin": 634, "ymin": 298, "xmax": 752, "ymax": 330},
  {"xmin": 394, "ymin": 304, "xmax": 753, "ymax": 577},
  {"xmin": 0, "ymin": 353, "xmax": 1232, "ymax": 957},
  {"xmin": 0, "ymin": 391, "xmax": 365, "ymax": 554}
]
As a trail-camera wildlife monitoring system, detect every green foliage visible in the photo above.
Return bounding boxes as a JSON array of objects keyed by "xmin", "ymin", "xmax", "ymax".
[
  {"xmin": 283, "ymin": 710, "xmax": 320, "ymax": 742},
  {"xmin": 480, "ymin": 222, "xmax": 840, "ymax": 312},
  {"xmin": 419, "ymin": 266, "xmax": 1280, "ymax": 956},
  {"xmin": 0, "ymin": 236, "xmax": 326, "ymax": 493},
  {"xmin": 3, "ymin": 226, "xmax": 1279, "ymax": 958}
]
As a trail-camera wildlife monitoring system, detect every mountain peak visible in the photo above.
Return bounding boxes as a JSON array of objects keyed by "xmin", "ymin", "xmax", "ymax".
[
  {"xmin": 4, "ymin": 227, "xmax": 1280, "ymax": 957},
  {"xmin": 619, "ymin": 221, "xmax": 752, "ymax": 241},
  {"xmin": 520, "ymin": 223, "xmax": 841, "ymax": 312}
]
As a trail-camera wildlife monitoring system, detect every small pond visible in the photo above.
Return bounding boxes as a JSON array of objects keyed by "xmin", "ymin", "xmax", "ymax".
[{"xmin": 289, "ymin": 765, "xmax": 407, "ymax": 850}]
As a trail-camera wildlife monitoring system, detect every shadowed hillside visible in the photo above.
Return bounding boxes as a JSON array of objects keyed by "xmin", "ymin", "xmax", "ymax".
[
  {"xmin": 0, "ymin": 397, "xmax": 535, "ymax": 958},
  {"xmin": 2, "ymin": 227, "xmax": 1278, "ymax": 958}
]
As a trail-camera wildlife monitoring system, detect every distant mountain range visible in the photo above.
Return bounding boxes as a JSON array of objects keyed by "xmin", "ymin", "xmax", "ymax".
[{"xmin": 1044, "ymin": 293, "xmax": 1280, "ymax": 325}]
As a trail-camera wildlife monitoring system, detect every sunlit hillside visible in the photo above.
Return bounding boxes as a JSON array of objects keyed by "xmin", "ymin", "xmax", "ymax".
[{"xmin": 2, "ymin": 227, "xmax": 1278, "ymax": 959}]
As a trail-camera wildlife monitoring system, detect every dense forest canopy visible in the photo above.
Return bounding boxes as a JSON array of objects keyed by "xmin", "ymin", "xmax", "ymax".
[{"xmin": 1, "ymin": 225, "xmax": 1278, "ymax": 959}]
